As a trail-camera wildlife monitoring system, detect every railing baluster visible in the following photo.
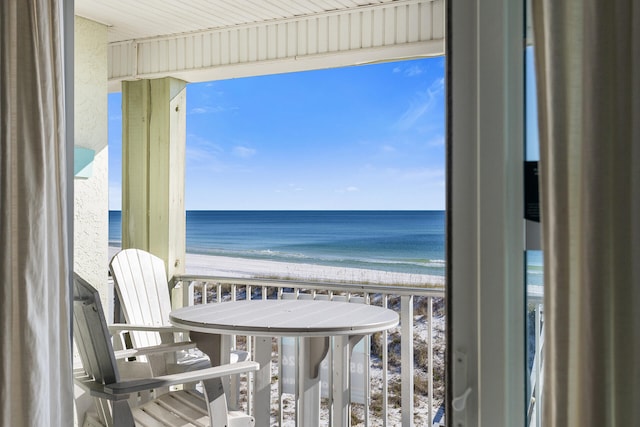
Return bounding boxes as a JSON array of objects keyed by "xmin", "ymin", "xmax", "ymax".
[
  {"xmin": 535, "ymin": 303, "xmax": 543, "ymax": 427},
  {"xmin": 401, "ymin": 295, "xmax": 414, "ymax": 427},
  {"xmin": 246, "ymin": 285, "xmax": 253, "ymax": 416},
  {"xmin": 428, "ymin": 296, "xmax": 433, "ymax": 425},
  {"xmin": 383, "ymin": 293, "xmax": 389, "ymax": 427},
  {"xmin": 363, "ymin": 292, "xmax": 370, "ymax": 427}
]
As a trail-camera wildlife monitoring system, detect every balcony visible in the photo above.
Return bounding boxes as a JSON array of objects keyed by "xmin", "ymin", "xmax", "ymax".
[{"xmin": 168, "ymin": 275, "xmax": 446, "ymax": 426}]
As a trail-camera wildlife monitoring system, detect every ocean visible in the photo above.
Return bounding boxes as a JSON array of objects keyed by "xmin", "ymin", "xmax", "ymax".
[{"xmin": 109, "ymin": 210, "xmax": 446, "ymax": 277}]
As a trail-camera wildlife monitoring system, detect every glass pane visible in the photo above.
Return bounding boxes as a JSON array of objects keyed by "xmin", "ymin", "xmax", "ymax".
[{"xmin": 525, "ymin": 3, "xmax": 544, "ymax": 424}]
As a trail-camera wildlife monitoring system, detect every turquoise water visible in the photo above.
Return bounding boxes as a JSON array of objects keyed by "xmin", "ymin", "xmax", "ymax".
[
  {"xmin": 109, "ymin": 210, "xmax": 446, "ymax": 276},
  {"xmin": 526, "ymin": 250, "xmax": 544, "ymax": 287}
]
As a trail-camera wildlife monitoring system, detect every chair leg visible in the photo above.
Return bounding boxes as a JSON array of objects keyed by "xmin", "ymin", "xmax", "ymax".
[
  {"xmin": 111, "ymin": 400, "xmax": 135, "ymax": 427},
  {"xmin": 201, "ymin": 377, "xmax": 231, "ymax": 427}
]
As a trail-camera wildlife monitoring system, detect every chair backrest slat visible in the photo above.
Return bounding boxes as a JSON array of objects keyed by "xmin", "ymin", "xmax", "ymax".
[
  {"xmin": 110, "ymin": 249, "xmax": 172, "ymax": 348},
  {"xmin": 73, "ymin": 274, "xmax": 120, "ymax": 385},
  {"xmin": 73, "ymin": 274, "xmax": 136, "ymax": 426}
]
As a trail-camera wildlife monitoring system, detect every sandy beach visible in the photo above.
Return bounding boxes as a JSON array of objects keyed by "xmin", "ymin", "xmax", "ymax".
[{"xmin": 109, "ymin": 247, "xmax": 444, "ymax": 287}]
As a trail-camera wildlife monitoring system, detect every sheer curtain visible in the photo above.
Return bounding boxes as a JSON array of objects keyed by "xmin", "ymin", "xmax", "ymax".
[
  {"xmin": 0, "ymin": 0, "xmax": 73, "ymax": 425},
  {"xmin": 532, "ymin": 1, "xmax": 640, "ymax": 425}
]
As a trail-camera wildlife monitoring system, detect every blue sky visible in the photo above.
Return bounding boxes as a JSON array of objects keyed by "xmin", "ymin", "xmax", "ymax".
[
  {"xmin": 526, "ymin": 47, "xmax": 540, "ymax": 161},
  {"xmin": 108, "ymin": 57, "xmax": 445, "ymax": 210}
]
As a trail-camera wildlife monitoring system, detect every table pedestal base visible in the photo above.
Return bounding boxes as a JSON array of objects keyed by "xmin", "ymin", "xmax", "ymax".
[
  {"xmin": 254, "ymin": 336, "xmax": 272, "ymax": 427},
  {"xmin": 332, "ymin": 335, "xmax": 365, "ymax": 427},
  {"xmin": 296, "ymin": 337, "xmax": 329, "ymax": 427}
]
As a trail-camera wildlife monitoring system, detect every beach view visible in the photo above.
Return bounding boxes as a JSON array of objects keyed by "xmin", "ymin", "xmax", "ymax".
[
  {"xmin": 108, "ymin": 209, "xmax": 447, "ymax": 426},
  {"xmin": 109, "ymin": 57, "xmax": 447, "ymax": 425},
  {"xmin": 109, "ymin": 210, "xmax": 445, "ymax": 286}
]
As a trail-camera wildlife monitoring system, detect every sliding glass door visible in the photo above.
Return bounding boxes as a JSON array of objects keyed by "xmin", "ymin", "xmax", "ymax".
[{"xmin": 448, "ymin": 0, "xmax": 527, "ymax": 425}]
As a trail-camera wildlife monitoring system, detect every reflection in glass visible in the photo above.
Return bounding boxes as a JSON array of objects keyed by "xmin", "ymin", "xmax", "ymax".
[{"xmin": 524, "ymin": 23, "xmax": 544, "ymax": 426}]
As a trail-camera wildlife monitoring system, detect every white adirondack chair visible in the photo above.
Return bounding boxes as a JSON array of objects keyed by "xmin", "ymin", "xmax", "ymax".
[
  {"xmin": 73, "ymin": 273, "xmax": 259, "ymax": 427},
  {"xmin": 109, "ymin": 248, "xmax": 249, "ymax": 369}
]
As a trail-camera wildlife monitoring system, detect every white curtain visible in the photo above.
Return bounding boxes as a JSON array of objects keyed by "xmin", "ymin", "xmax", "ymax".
[
  {"xmin": 532, "ymin": 0, "xmax": 640, "ymax": 425},
  {"xmin": 0, "ymin": 0, "xmax": 73, "ymax": 425}
]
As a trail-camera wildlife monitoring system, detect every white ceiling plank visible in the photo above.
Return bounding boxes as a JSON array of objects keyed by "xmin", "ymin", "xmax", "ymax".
[
  {"xmin": 431, "ymin": 0, "xmax": 445, "ymax": 40},
  {"xmin": 396, "ymin": 5, "xmax": 408, "ymax": 44},
  {"xmin": 384, "ymin": 7, "xmax": 396, "ymax": 45},
  {"xmin": 361, "ymin": 9, "xmax": 373, "ymax": 48},
  {"xmin": 372, "ymin": 7, "xmax": 384, "ymax": 47},
  {"xmin": 317, "ymin": 16, "xmax": 330, "ymax": 54},
  {"xmin": 350, "ymin": 11, "xmax": 361, "ymax": 49},
  {"xmin": 407, "ymin": 3, "xmax": 420, "ymax": 43},
  {"xmin": 328, "ymin": 15, "xmax": 340, "ymax": 52},
  {"xmin": 307, "ymin": 18, "xmax": 319, "ymax": 55},
  {"xmin": 339, "ymin": 13, "xmax": 351, "ymax": 51}
]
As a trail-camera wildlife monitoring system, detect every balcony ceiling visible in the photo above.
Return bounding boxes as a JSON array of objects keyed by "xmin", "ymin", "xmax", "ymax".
[
  {"xmin": 75, "ymin": 0, "xmax": 405, "ymax": 44},
  {"xmin": 75, "ymin": 0, "xmax": 445, "ymax": 91}
]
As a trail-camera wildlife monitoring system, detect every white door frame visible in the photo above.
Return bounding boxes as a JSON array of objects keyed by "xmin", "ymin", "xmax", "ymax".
[{"xmin": 448, "ymin": 0, "xmax": 526, "ymax": 425}]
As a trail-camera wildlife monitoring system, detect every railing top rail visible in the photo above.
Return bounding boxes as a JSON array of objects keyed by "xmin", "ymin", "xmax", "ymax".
[{"xmin": 173, "ymin": 274, "xmax": 445, "ymax": 298}]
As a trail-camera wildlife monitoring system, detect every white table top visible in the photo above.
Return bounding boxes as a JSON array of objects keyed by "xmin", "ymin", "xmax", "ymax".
[{"xmin": 170, "ymin": 299, "xmax": 399, "ymax": 337}]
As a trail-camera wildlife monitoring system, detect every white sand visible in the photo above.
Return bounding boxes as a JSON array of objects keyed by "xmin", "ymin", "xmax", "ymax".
[
  {"xmin": 185, "ymin": 252, "xmax": 443, "ymax": 286},
  {"xmin": 109, "ymin": 247, "xmax": 444, "ymax": 287}
]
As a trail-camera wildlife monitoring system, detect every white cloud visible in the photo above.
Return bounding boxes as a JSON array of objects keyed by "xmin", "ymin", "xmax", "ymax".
[
  {"xmin": 185, "ymin": 134, "xmax": 227, "ymax": 174},
  {"xmin": 427, "ymin": 135, "xmax": 445, "ymax": 147},
  {"xmin": 405, "ymin": 65, "xmax": 424, "ymax": 77},
  {"xmin": 381, "ymin": 145, "xmax": 396, "ymax": 152},
  {"xmin": 400, "ymin": 167, "xmax": 445, "ymax": 181},
  {"xmin": 275, "ymin": 184, "xmax": 304, "ymax": 193},
  {"xmin": 233, "ymin": 146, "xmax": 256, "ymax": 158},
  {"xmin": 430, "ymin": 77, "xmax": 445, "ymax": 93},
  {"xmin": 394, "ymin": 76, "xmax": 445, "ymax": 130},
  {"xmin": 392, "ymin": 64, "xmax": 426, "ymax": 77},
  {"xmin": 189, "ymin": 105, "xmax": 226, "ymax": 115},
  {"xmin": 395, "ymin": 101, "xmax": 430, "ymax": 130},
  {"xmin": 336, "ymin": 186, "xmax": 359, "ymax": 193}
]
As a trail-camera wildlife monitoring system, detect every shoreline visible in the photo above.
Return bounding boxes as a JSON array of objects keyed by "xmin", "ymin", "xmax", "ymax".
[{"xmin": 109, "ymin": 246, "xmax": 444, "ymax": 287}]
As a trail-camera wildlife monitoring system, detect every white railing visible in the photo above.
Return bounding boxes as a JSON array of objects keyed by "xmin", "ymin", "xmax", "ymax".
[
  {"xmin": 527, "ymin": 298, "xmax": 544, "ymax": 427},
  {"xmin": 172, "ymin": 275, "xmax": 446, "ymax": 427}
]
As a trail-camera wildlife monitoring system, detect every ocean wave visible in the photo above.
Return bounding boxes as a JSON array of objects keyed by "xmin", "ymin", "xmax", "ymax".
[
  {"xmin": 250, "ymin": 249, "xmax": 312, "ymax": 260},
  {"xmin": 187, "ymin": 246, "xmax": 446, "ymax": 276}
]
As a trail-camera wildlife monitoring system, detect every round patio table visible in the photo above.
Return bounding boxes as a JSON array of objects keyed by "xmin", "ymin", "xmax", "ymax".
[{"xmin": 170, "ymin": 299, "xmax": 399, "ymax": 427}]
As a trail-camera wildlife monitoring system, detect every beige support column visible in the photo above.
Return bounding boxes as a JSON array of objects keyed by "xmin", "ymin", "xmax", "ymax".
[{"xmin": 122, "ymin": 78, "xmax": 186, "ymax": 279}]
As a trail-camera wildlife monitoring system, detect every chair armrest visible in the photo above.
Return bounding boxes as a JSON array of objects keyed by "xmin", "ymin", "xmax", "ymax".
[
  {"xmin": 173, "ymin": 274, "xmax": 218, "ymax": 282},
  {"xmin": 105, "ymin": 360, "xmax": 259, "ymax": 394},
  {"xmin": 73, "ymin": 370, "xmax": 131, "ymax": 401},
  {"xmin": 108, "ymin": 323, "xmax": 185, "ymax": 333},
  {"xmin": 113, "ymin": 341, "xmax": 197, "ymax": 360}
]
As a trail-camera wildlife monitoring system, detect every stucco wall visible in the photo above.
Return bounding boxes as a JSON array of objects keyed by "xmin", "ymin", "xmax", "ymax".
[
  {"xmin": 73, "ymin": 16, "xmax": 109, "ymax": 426},
  {"xmin": 74, "ymin": 16, "xmax": 109, "ymax": 309}
]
